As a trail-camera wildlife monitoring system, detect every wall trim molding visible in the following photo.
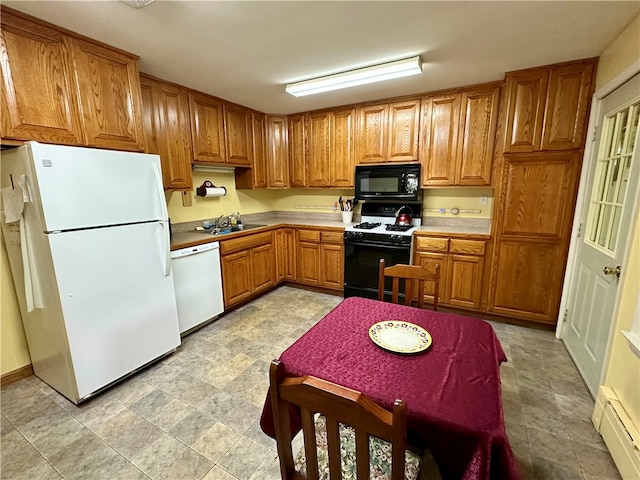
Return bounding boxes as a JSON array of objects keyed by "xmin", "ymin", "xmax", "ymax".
[{"xmin": 1, "ymin": 364, "xmax": 33, "ymax": 387}]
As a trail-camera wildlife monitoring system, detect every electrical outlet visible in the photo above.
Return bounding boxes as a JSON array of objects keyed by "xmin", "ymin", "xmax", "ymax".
[{"xmin": 480, "ymin": 194, "xmax": 488, "ymax": 206}]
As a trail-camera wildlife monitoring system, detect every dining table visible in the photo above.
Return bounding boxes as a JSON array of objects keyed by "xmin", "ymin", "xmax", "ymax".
[{"xmin": 259, "ymin": 296, "xmax": 521, "ymax": 480}]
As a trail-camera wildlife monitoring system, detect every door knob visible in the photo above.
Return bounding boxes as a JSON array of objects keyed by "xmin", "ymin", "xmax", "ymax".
[{"xmin": 603, "ymin": 266, "xmax": 621, "ymax": 277}]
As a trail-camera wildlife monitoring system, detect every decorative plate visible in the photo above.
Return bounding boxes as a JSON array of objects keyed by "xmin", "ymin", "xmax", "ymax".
[{"xmin": 368, "ymin": 321, "xmax": 432, "ymax": 354}]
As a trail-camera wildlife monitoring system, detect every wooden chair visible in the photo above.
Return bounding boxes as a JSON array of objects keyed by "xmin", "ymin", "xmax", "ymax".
[
  {"xmin": 269, "ymin": 360, "xmax": 421, "ymax": 480},
  {"xmin": 378, "ymin": 259, "xmax": 441, "ymax": 311}
]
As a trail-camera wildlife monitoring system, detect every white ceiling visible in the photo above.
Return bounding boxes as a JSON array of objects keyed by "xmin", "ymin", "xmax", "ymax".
[{"xmin": 4, "ymin": 1, "xmax": 639, "ymax": 114}]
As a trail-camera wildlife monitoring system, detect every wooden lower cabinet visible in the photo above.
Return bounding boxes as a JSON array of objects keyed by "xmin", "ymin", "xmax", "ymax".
[
  {"xmin": 220, "ymin": 231, "xmax": 275, "ymax": 308},
  {"xmin": 413, "ymin": 235, "xmax": 486, "ymax": 310},
  {"xmin": 275, "ymin": 228, "xmax": 296, "ymax": 282},
  {"xmin": 220, "ymin": 251, "xmax": 252, "ymax": 306},
  {"xmin": 298, "ymin": 241, "xmax": 321, "ymax": 286},
  {"xmin": 296, "ymin": 228, "xmax": 344, "ymax": 291}
]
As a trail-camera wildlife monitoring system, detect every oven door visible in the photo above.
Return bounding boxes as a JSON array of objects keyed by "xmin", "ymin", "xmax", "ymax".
[{"xmin": 344, "ymin": 240, "xmax": 411, "ymax": 300}]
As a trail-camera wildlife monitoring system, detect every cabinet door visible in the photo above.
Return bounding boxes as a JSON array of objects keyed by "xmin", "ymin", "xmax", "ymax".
[
  {"xmin": 357, "ymin": 104, "xmax": 387, "ymax": 163},
  {"xmin": 306, "ymin": 111, "xmax": 331, "ymax": 187},
  {"xmin": 413, "ymin": 251, "xmax": 448, "ymax": 304},
  {"xmin": 456, "ymin": 86, "xmax": 499, "ymax": 185},
  {"xmin": 221, "ymin": 251, "xmax": 252, "ymax": 308},
  {"xmin": 71, "ymin": 38, "xmax": 145, "ymax": 151},
  {"xmin": 542, "ymin": 62, "xmax": 594, "ymax": 151},
  {"xmin": 297, "ymin": 242, "xmax": 320, "ymax": 286},
  {"xmin": 266, "ymin": 115, "xmax": 289, "ymax": 188},
  {"xmin": 421, "ymin": 94, "xmax": 460, "ymax": 185},
  {"xmin": 235, "ymin": 111, "xmax": 268, "ymax": 189},
  {"xmin": 189, "ymin": 91, "xmax": 226, "ymax": 163},
  {"xmin": 288, "ymin": 114, "xmax": 306, "ymax": 187},
  {"xmin": 320, "ymin": 243, "xmax": 344, "ymax": 290},
  {"xmin": 504, "ymin": 70, "xmax": 549, "ymax": 153},
  {"xmin": 139, "ymin": 76, "xmax": 192, "ymax": 190},
  {"xmin": 488, "ymin": 151, "xmax": 581, "ymax": 323},
  {"xmin": 331, "ymin": 107, "xmax": 355, "ymax": 188},
  {"xmin": 0, "ymin": 11, "xmax": 84, "ymax": 145},
  {"xmin": 275, "ymin": 228, "xmax": 296, "ymax": 282},
  {"xmin": 387, "ymin": 99, "xmax": 421, "ymax": 162},
  {"xmin": 224, "ymin": 103, "xmax": 252, "ymax": 166},
  {"xmin": 447, "ymin": 254, "xmax": 484, "ymax": 310},
  {"xmin": 251, "ymin": 243, "xmax": 275, "ymax": 293}
]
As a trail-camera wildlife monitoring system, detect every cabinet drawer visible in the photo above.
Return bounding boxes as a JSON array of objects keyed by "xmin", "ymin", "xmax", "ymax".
[
  {"xmin": 298, "ymin": 229, "xmax": 321, "ymax": 243},
  {"xmin": 321, "ymin": 231, "xmax": 343, "ymax": 244},
  {"xmin": 414, "ymin": 237, "xmax": 449, "ymax": 252},
  {"xmin": 449, "ymin": 239, "xmax": 486, "ymax": 255},
  {"xmin": 220, "ymin": 231, "xmax": 272, "ymax": 255}
]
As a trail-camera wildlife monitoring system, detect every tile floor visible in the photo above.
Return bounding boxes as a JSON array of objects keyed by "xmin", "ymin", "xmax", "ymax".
[{"xmin": 0, "ymin": 286, "xmax": 621, "ymax": 480}]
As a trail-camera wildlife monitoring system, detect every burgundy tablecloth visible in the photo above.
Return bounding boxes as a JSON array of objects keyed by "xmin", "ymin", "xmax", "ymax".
[{"xmin": 260, "ymin": 297, "xmax": 521, "ymax": 480}]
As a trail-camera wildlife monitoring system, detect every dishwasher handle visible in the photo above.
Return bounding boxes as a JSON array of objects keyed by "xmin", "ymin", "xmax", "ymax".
[{"xmin": 171, "ymin": 242, "xmax": 220, "ymax": 259}]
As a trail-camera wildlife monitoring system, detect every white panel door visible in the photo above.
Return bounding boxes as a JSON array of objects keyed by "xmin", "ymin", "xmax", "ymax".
[
  {"xmin": 564, "ymin": 74, "xmax": 640, "ymax": 395},
  {"xmin": 48, "ymin": 221, "xmax": 180, "ymax": 398},
  {"xmin": 28, "ymin": 142, "xmax": 167, "ymax": 231}
]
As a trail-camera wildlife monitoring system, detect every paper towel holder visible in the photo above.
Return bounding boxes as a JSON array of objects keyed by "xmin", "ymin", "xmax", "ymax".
[{"xmin": 196, "ymin": 180, "xmax": 227, "ymax": 197}]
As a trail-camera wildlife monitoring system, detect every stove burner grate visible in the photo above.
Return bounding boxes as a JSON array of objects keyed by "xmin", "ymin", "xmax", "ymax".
[{"xmin": 353, "ymin": 222, "xmax": 381, "ymax": 230}]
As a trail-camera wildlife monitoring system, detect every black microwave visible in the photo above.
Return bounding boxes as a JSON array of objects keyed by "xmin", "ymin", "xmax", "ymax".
[{"xmin": 354, "ymin": 164, "xmax": 421, "ymax": 200}]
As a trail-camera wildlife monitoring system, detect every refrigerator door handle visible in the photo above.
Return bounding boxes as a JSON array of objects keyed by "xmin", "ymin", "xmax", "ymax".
[
  {"xmin": 151, "ymin": 161, "xmax": 169, "ymax": 220},
  {"xmin": 20, "ymin": 216, "xmax": 43, "ymax": 311},
  {"xmin": 161, "ymin": 221, "xmax": 171, "ymax": 276}
]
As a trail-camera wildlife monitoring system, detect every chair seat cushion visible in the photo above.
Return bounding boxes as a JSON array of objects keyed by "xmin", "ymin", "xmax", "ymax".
[{"xmin": 294, "ymin": 415, "xmax": 421, "ymax": 480}]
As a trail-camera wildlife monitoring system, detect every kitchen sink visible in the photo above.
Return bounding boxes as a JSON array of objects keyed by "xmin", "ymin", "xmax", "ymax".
[{"xmin": 197, "ymin": 223, "xmax": 267, "ymax": 236}]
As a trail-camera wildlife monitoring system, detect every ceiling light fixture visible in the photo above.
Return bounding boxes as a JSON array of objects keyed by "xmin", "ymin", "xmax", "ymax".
[
  {"xmin": 120, "ymin": 0, "xmax": 155, "ymax": 9},
  {"xmin": 285, "ymin": 56, "xmax": 423, "ymax": 97}
]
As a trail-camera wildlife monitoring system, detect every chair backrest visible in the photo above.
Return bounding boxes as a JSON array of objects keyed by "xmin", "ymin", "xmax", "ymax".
[
  {"xmin": 378, "ymin": 259, "xmax": 441, "ymax": 311},
  {"xmin": 269, "ymin": 360, "xmax": 409, "ymax": 480}
]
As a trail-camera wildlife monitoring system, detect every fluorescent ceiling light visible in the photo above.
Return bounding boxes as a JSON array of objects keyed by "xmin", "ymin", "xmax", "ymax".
[
  {"xmin": 120, "ymin": 0, "xmax": 155, "ymax": 8},
  {"xmin": 285, "ymin": 56, "xmax": 423, "ymax": 97}
]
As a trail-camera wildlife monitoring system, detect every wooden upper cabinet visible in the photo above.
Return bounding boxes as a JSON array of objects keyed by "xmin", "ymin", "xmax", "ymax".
[
  {"xmin": 386, "ymin": 99, "xmax": 421, "ymax": 162},
  {"xmin": 422, "ymin": 85, "xmax": 499, "ymax": 186},
  {"xmin": 0, "ymin": 9, "xmax": 84, "ymax": 145},
  {"xmin": 456, "ymin": 85, "xmax": 500, "ymax": 185},
  {"xmin": 542, "ymin": 62, "xmax": 595, "ymax": 151},
  {"xmin": 357, "ymin": 104, "xmax": 387, "ymax": 163},
  {"xmin": 306, "ymin": 111, "xmax": 331, "ymax": 187},
  {"xmin": 71, "ymin": 38, "xmax": 145, "ymax": 151},
  {"xmin": 421, "ymin": 94, "xmax": 460, "ymax": 185},
  {"xmin": 288, "ymin": 114, "xmax": 306, "ymax": 187},
  {"xmin": 139, "ymin": 75, "xmax": 192, "ymax": 190},
  {"xmin": 266, "ymin": 115, "xmax": 289, "ymax": 188},
  {"xmin": 331, "ymin": 107, "xmax": 356, "ymax": 188},
  {"xmin": 504, "ymin": 60, "xmax": 596, "ymax": 154},
  {"xmin": 235, "ymin": 111, "xmax": 269, "ymax": 189},
  {"xmin": 224, "ymin": 103, "xmax": 252, "ymax": 166},
  {"xmin": 188, "ymin": 91, "xmax": 226, "ymax": 163},
  {"xmin": 357, "ymin": 100, "xmax": 420, "ymax": 164},
  {"xmin": 504, "ymin": 69, "xmax": 548, "ymax": 153}
]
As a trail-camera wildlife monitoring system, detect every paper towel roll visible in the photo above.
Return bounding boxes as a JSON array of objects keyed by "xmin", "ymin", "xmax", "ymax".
[
  {"xmin": 202, "ymin": 186, "xmax": 227, "ymax": 197},
  {"xmin": 196, "ymin": 181, "xmax": 227, "ymax": 197}
]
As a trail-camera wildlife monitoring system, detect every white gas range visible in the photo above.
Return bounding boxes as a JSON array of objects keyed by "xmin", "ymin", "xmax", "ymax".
[{"xmin": 343, "ymin": 202, "xmax": 422, "ymax": 299}]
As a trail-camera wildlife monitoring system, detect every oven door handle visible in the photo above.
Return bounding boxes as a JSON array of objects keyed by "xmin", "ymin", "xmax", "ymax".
[{"xmin": 344, "ymin": 240, "xmax": 410, "ymax": 251}]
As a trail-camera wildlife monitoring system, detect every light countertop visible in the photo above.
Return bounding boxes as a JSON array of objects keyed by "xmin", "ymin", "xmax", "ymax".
[{"xmin": 170, "ymin": 213, "xmax": 491, "ymax": 250}]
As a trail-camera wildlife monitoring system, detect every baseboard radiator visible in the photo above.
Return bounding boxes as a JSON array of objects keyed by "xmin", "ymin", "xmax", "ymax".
[{"xmin": 592, "ymin": 386, "xmax": 640, "ymax": 479}]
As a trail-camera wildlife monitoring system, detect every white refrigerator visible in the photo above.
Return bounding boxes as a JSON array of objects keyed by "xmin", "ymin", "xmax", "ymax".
[{"xmin": 1, "ymin": 142, "xmax": 181, "ymax": 404}]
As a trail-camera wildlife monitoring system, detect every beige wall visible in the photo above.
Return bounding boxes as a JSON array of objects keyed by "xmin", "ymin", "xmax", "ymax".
[
  {"xmin": 1, "ymin": 234, "xmax": 31, "ymax": 374},
  {"xmin": 597, "ymin": 13, "xmax": 640, "ymax": 431},
  {"xmin": 595, "ymin": 15, "xmax": 640, "ymax": 89}
]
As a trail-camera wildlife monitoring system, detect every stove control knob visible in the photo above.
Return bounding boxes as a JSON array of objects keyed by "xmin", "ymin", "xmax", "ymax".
[
  {"xmin": 356, "ymin": 232, "xmax": 363, "ymax": 240},
  {"xmin": 344, "ymin": 231, "xmax": 354, "ymax": 239},
  {"xmin": 389, "ymin": 235, "xmax": 401, "ymax": 242}
]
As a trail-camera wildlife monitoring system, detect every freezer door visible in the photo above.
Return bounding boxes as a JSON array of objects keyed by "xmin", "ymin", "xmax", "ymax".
[
  {"xmin": 26, "ymin": 142, "xmax": 167, "ymax": 231},
  {"xmin": 47, "ymin": 222, "xmax": 180, "ymax": 399}
]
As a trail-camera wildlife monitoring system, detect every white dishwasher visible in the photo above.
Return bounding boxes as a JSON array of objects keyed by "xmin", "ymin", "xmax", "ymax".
[{"xmin": 170, "ymin": 241, "xmax": 224, "ymax": 335}]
